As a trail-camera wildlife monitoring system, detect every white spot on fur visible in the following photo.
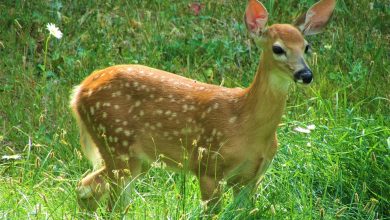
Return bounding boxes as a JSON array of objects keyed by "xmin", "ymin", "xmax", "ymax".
[
  {"xmin": 102, "ymin": 112, "xmax": 107, "ymax": 118},
  {"xmin": 229, "ymin": 116, "xmax": 237, "ymax": 123},
  {"xmin": 115, "ymin": 127, "xmax": 123, "ymax": 133},
  {"xmin": 90, "ymin": 107, "xmax": 95, "ymax": 115},
  {"xmin": 128, "ymin": 106, "xmax": 134, "ymax": 113},
  {"xmin": 212, "ymin": 128, "xmax": 217, "ymax": 136},
  {"xmin": 139, "ymin": 110, "xmax": 144, "ymax": 116},
  {"xmin": 124, "ymin": 130, "xmax": 132, "ymax": 136},
  {"xmin": 135, "ymin": 101, "xmax": 141, "ymax": 107},
  {"xmin": 114, "ymin": 105, "xmax": 120, "ymax": 110},
  {"xmin": 96, "ymin": 102, "xmax": 101, "ymax": 109},
  {"xmin": 122, "ymin": 141, "xmax": 129, "ymax": 147},
  {"xmin": 123, "ymin": 121, "xmax": 128, "ymax": 126}
]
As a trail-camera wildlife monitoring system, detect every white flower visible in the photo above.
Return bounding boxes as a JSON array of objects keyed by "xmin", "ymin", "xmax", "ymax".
[
  {"xmin": 324, "ymin": 44, "xmax": 332, "ymax": 50},
  {"xmin": 294, "ymin": 124, "xmax": 316, "ymax": 134},
  {"xmin": 294, "ymin": 126, "xmax": 311, "ymax": 134},
  {"xmin": 46, "ymin": 23, "xmax": 63, "ymax": 39},
  {"xmin": 2, "ymin": 154, "xmax": 22, "ymax": 160},
  {"xmin": 307, "ymin": 124, "xmax": 316, "ymax": 130}
]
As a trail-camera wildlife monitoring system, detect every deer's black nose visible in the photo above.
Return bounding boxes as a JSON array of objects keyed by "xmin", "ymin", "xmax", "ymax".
[{"xmin": 294, "ymin": 68, "xmax": 313, "ymax": 84}]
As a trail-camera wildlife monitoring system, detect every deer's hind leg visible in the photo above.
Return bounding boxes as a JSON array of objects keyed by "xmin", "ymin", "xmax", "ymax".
[
  {"xmin": 77, "ymin": 167, "xmax": 109, "ymax": 211},
  {"xmin": 76, "ymin": 121, "xmax": 109, "ymax": 211}
]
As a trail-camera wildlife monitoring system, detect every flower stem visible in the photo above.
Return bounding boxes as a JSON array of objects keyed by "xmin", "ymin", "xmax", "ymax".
[{"xmin": 43, "ymin": 35, "xmax": 51, "ymax": 73}]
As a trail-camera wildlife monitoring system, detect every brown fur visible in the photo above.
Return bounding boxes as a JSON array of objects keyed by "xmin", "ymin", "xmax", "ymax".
[{"xmin": 70, "ymin": 0, "xmax": 335, "ymax": 211}]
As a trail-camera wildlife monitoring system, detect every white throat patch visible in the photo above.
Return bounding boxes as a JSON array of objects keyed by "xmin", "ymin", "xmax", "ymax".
[{"xmin": 269, "ymin": 70, "xmax": 292, "ymax": 93}]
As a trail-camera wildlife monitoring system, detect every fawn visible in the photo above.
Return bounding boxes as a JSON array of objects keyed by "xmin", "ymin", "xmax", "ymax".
[{"xmin": 70, "ymin": 0, "xmax": 336, "ymax": 211}]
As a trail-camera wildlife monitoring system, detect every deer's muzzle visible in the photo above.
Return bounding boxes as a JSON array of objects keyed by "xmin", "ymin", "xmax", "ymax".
[{"xmin": 294, "ymin": 68, "xmax": 313, "ymax": 84}]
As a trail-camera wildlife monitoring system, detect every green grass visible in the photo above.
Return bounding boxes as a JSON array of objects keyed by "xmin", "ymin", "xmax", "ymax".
[{"xmin": 0, "ymin": 0, "xmax": 389, "ymax": 219}]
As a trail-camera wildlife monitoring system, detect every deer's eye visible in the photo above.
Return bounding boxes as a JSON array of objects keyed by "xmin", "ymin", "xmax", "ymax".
[
  {"xmin": 272, "ymin": 45, "xmax": 285, "ymax": 55},
  {"xmin": 305, "ymin": 44, "xmax": 311, "ymax": 54}
]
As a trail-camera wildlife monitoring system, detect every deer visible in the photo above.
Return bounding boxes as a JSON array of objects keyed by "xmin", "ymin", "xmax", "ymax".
[{"xmin": 70, "ymin": 0, "xmax": 336, "ymax": 212}]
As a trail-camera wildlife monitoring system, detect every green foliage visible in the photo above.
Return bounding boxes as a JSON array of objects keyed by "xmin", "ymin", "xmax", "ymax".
[{"xmin": 0, "ymin": 0, "xmax": 389, "ymax": 219}]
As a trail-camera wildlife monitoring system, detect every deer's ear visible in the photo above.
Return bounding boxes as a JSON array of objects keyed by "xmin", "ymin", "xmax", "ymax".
[
  {"xmin": 245, "ymin": 0, "xmax": 268, "ymax": 34},
  {"xmin": 294, "ymin": 0, "xmax": 336, "ymax": 35}
]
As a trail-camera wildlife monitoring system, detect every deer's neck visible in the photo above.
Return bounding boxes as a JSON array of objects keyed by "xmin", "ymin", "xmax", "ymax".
[{"xmin": 241, "ymin": 55, "xmax": 291, "ymax": 140}]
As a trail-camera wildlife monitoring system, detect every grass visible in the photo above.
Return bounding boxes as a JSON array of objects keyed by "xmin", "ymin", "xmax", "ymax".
[{"xmin": 0, "ymin": 0, "xmax": 389, "ymax": 219}]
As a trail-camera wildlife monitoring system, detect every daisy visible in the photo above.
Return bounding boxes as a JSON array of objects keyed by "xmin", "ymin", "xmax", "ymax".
[{"xmin": 46, "ymin": 23, "xmax": 63, "ymax": 39}]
